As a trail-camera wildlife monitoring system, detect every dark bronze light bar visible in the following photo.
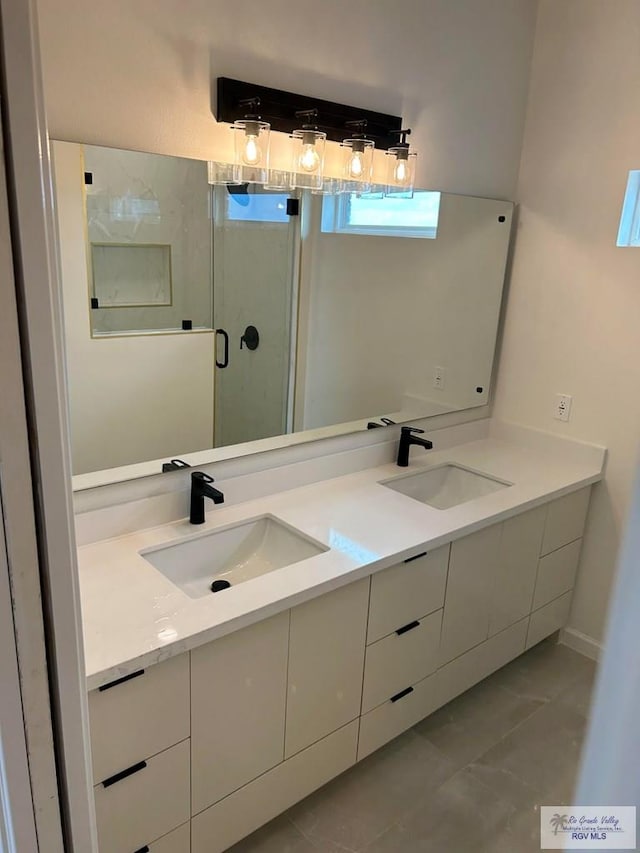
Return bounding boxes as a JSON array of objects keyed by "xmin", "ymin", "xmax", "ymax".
[{"xmin": 216, "ymin": 77, "xmax": 403, "ymax": 150}]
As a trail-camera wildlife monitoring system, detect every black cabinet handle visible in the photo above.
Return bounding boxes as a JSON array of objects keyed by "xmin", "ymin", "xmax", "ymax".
[
  {"xmin": 404, "ymin": 551, "xmax": 428, "ymax": 564},
  {"xmin": 390, "ymin": 686, "xmax": 414, "ymax": 703},
  {"xmin": 133, "ymin": 847, "xmax": 150, "ymax": 853},
  {"xmin": 99, "ymin": 669, "xmax": 144, "ymax": 692},
  {"xmin": 396, "ymin": 620, "xmax": 420, "ymax": 636},
  {"xmin": 216, "ymin": 328, "xmax": 229, "ymax": 368},
  {"xmin": 102, "ymin": 760, "xmax": 147, "ymax": 788}
]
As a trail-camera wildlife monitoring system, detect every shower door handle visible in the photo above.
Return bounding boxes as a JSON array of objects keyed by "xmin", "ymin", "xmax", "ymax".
[{"xmin": 215, "ymin": 328, "xmax": 229, "ymax": 368}]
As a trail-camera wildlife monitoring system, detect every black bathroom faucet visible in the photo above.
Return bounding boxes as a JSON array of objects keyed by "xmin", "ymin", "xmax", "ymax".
[
  {"xmin": 190, "ymin": 471, "xmax": 225, "ymax": 524},
  {"xmin": 397, "ymin": 426, "xmax": 433, "ymax": 467}
]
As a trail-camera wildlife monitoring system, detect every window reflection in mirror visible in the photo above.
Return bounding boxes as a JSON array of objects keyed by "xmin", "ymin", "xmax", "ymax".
[{"xmin": 51, "ymin": 141, "xmax": 513, "ymax": 483}]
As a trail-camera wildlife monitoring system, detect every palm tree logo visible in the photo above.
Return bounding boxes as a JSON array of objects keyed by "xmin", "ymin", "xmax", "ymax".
[{"xmin": 550, "ymin": 814, "xmax": 569, "ymax": 835}]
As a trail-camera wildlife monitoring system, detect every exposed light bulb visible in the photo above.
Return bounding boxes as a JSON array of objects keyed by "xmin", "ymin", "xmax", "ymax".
[
  {"xmin": 394, "ymin": 158, "xmax": 408, "ymax": 184},
  {"xmin": 243, "ymin": 134, "xmax": 261, "ymax": 166},
  {"xmin": 299, "ymin": 143, "xmax": 320, "ymax": 173},
  {"xmin": 348, "ymin": 151, "xmax": 364, "ymax": 178}
]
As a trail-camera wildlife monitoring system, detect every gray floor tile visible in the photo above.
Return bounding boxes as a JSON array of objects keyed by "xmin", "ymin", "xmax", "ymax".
[
  {"xmin": 287, "ymin": 730, "xmax": 457, "ymax": 852},
  {"xmin": 362, "ymin": 768, "xmax": 516, "ymax": 852},
  {"xmin": 226, "ymin": 815, "xmax": 317, "ymax": 853},
  {"xmin": 414, "ymin": 676, "xmax": 545, "ymax": 769},
  {"xmin": 467, "ymin": 693, "xmax": 587, "ymax": 811},
  {"xmin": 490, "ymin": 637, "xmax": 596, "ymax": 703}
]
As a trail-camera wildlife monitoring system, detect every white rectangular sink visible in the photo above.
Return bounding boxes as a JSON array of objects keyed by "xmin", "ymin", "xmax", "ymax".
[
  {"xmin": 141, "ymin": 515, "xmax": 328, "ymax": 599},
  {"xmin": 381, "ymin": 463, "xmax": 512, "ymax": 510}
]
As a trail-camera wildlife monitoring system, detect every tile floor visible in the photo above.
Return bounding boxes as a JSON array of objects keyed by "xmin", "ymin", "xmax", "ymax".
[{"xmin": 228, "ymin": 637, "xmax": 597, "ymax": 853}]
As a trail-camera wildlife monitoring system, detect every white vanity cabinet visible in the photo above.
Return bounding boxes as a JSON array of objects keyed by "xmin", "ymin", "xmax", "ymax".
[{"xmin": 87, "ymin": 486, "xmax": 592, "ymax": 853}]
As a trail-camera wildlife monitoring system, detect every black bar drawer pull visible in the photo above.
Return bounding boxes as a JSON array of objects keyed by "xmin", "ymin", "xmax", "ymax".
[
  {"xmin": 396, "ymin": 620, "xmax": 420, "ymax": 636},
  {"xmin": 404, "ymin": 551, "xmax": 427, "ymax": 564},
  {"xmin": 99, "ymin": 669, "xmax": 145, "ymax": 691},
  {"xmin": 102, "ymin": 760, "xmax": 147, "ymax": 788},
  {"xmin": 390, "ymin": 686, "xmax": 414, "ymax": 703},
  {"xmin": 133, "ymin": 847, "xmax": 150, "ymax": 853}
]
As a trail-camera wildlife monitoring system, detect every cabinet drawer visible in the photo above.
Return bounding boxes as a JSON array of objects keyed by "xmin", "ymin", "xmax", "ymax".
[
  {"xmin": 149, "ymin": 822, "xmax": 190, "ymax": 853},
  {"xmin": 541, "ymin": 488, "xmax": 590, "ymax": 556},
  {"xmin": 94, "ymin": 739, "xmax": 190, "ymax": 853},
  {"xmin": 533, "ymin": 539, "xmax": 582, "ymax": 610},
  {"xmin": 526, "ymin": 592, "xmax": 572, "ymax": 649},
  {"xmin": 89, "ymin": 654, "xmax": 190, "ymax": 785},
  {"xmin": 362, "ymin": 609, "xmax": 442, "ymax": 714},
  {"xmin": 367, "ymin": 545, "xmax": 449, "ymax": 644},
  {"xmin": 358, "ymin": 674, "xmax": 439, "ymax": 760}
]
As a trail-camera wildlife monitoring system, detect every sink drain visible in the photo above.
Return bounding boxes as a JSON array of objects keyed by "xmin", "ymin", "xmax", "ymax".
[{"xmin": 210, "ymin": 579, "xmax": 231, "ymax": 593}]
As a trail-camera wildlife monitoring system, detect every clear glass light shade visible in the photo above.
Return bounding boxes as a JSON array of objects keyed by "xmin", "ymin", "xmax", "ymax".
[
  {"xmin": 263, "ymin": 169, "xmax": 290, "ymax": 190},
  {"xmin": 311, "ymin": 177, "xmax": 345, "ymax": 196},
  {"xmin": 290, "ymin": 129, "xmax": 326, "ymax": 189},
  {"xmin": 232, "ymin": 119, "xmax": 270, "ymax": 183},
  {"xmin": 207, "ymin": 161, "xmax": 242, "ymax": 185},
  {"xmin": 342, "ymin": 138, "xmax": 374, "ymax": 191},
  {"xmin": 385, "ymin": 146, "xmax": 417, "ymax": 198}
]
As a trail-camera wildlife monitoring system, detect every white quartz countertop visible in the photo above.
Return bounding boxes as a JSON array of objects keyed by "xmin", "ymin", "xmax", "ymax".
[{"xmin": 78, "ymin": 423, "xmax": 605, "ymax": 690}]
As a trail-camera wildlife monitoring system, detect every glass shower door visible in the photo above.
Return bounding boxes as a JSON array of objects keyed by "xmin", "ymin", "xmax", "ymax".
[{"xmin": 212, "ymin": 185, "xmax": 298, "ymax": 448}]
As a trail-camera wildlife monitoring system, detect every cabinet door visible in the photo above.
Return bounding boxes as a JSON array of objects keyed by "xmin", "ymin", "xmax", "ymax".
[
  {"xmin": 439, "ymin": 524, "xmax": 501, "ymax": 664},
  {"xmin": 367, "ymin": 545, "xmax": 449, "ymax": 643},
  {"xmin": 285, "ymin": 579, "xmax": 369, "ymax": 758},
  {"xmin": 191, "ymin": 612, "xmax": 289, "ymax": 814},
  {"xmin": 489, "ymin": 507, "xmax": 546, "ymax": 636},
  {"xmin": 541, "ymin": 487, "xmax": 590, "ymax": 555}
]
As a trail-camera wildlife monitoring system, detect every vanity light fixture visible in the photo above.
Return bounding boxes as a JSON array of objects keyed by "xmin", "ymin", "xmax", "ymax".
[
  {"xmin": 385, "ymin": 129, "xmax": 417, "ymax": 198},
  {"xmin": 232, "ymin": 97, "xmax": 271, "ymax": 183},
  {"xmin": 217, "ymin": 78, "xmax": 403, "ymax": 148},
  {"xmin": 290, "ymin": 110, "xmax": 326, "ymax": 190},
  {"xmin": 342, "ymin": 120, "xmax": 374, "ymax": 192}
]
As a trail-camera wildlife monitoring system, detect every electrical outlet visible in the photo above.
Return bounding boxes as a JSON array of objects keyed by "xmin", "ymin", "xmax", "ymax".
[
  {"xmin": 554, "ymin": 394, "xmax": 572, "ymax": 422},
  {"xmin": 433, "ymin": 366, "xmax": 446, "ymax": 390}
]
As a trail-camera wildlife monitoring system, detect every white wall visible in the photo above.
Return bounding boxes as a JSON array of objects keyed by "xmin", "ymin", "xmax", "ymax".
[
  {"xmin": 53, "ymin": 142, "xmax": 216, "ymax": 475},
  {"xmin": 36, "ymin": 0, "xmax": 537, "ymax": 200},
  {"xmin": 493, "ymin": 0, "xmax": 640, "ymax": 645},
  {"xmin": 299, "ymin": 193, "xmax": 513, "ymax": 428}
]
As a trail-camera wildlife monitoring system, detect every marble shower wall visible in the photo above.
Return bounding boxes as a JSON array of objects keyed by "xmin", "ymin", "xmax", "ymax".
[{"xmin": 84, "ymin": 145, "xmax": 211, "ymax": 333}]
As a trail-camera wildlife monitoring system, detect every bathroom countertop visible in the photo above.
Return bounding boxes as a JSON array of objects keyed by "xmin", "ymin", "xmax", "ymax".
[{"xmin": 78, "ymin": 421, "xmax": 606, "ymax": 690}]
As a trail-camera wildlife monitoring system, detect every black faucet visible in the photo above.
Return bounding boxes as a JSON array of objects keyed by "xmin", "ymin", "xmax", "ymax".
[
  {"xmin": 190, "ymin": 471, "xmax": 224, "ymax": 524},
  {"xmin": 397, "ymin": 426, "xmax": 433, "ymax": 467}
]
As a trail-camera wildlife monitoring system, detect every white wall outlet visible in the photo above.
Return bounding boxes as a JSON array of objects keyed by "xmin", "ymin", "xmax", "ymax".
[
  {"xmin": 554, "ymin": 393, "xmax": 572, "ymax": 422},
  {"xmin": 433, "ymin": 366, "xmax": 446, "ymax": 390}
]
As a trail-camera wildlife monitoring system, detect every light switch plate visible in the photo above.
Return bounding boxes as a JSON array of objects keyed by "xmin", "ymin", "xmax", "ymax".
[
  {"xmin": 554, "ymin": 394, "xmax": 572, "ymax": 422},
  {"xmin": 433, "ymin": 367, "xmax": 446, "ymax": 390}
]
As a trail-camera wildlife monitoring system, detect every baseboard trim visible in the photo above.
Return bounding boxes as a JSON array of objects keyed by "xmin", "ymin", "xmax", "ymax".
[{"xmin": 559, "ymin": 627, "xmax": 602, "ymax": 661}]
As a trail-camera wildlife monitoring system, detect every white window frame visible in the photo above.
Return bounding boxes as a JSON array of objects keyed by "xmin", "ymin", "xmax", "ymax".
[{"xmin": 321, "ymin": 191, "xmax": 440, "ymax": 239}]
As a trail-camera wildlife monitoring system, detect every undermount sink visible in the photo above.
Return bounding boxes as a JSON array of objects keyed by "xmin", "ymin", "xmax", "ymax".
[
  {"xmin": 141, "ymin": 515, "xmax": 328, "ymax": 599},
  {"xmin": 381, "ymin": 463, "xmax": 512, "ymax": 510}
]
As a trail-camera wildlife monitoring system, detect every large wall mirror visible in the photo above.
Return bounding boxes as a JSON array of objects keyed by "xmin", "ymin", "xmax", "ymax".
[{"xmin": 52, "ymin": 141, "xmax": 513, "ymax": 487}]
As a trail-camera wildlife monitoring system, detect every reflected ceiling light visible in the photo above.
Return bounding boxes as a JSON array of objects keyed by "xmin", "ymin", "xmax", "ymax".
[
  {"xmin": 342, "ymin": 120, "xmax": 374, "ymax": 192},
  {"xmin": 385, "ymin": 129, "xmax": 417, "ymax": 198},
  {"xmin": 290, "ymin": 109, "xmax": 326, "ymax": 190},
  {"xmin": 232, "ymin": 97, "xmax": 270, "ymax": 183}
]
